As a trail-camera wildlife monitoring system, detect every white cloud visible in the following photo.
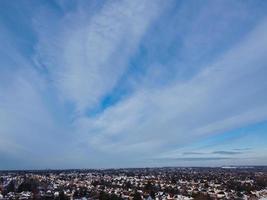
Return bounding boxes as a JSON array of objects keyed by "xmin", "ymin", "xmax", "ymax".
[
  {"xmin": 1, "ymin": 0, "xmax": 267, "ymax": 168},
  {"xmin": 77, "ymin": 18, "xmax": 267, "ymax": 160},
  {"xmin": 34, "ymin": 0, "xmax": 165, "ymax": 113}
]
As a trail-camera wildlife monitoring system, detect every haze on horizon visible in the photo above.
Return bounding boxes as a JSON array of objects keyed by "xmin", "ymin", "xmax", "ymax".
[{"xmin": 0, "ymin": 0, "xmax": 267, "ymax": 170}]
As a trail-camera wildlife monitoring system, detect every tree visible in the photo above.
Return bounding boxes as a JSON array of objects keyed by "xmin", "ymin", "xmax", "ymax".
[
  {"xmin": 58, "ymin": 190, "xmax": 68, "ymax": 200},
  {"xmin": 6, "ymin": 180, "xmax": 15, "ymax": 193},
  {"xmin": 133, "ymin": 191, "xmax": 142, "ymax": 200},
  {"xmin": 193, "ymin": 193, "xmax": 212, "ymax": 200},
  {"xmin": 17, "ymin": 178, "xmax": 39, "ymax": 193},
  {"xmin": 110, "ymin": 193, "xmax": 123, "ymax": 200},
  {"xmin": 150, "ymin": 191, "xmax": 156, "ymax": 199},
  {"xmin": 99, "ymin": 191, "xmax": 109, "ymax": 200},
  {"xmin": 144, "ymin": 181, "xmax": 153, "ymax": 191}
]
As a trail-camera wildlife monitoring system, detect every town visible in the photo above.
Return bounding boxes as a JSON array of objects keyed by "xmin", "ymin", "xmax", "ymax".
[{"xmin": 0, "ymin": 167, "xmax": 266, "ymax": 200}]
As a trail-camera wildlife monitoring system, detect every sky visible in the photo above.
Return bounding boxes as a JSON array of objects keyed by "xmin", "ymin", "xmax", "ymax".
[{"xmin": 0, "ymin": 0, "xmax": 267, "ymax": 169}]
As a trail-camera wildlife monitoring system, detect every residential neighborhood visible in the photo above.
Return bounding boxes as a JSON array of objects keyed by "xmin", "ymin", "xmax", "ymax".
[{"xmin": 0, "ymin": 167, "xmax": 266, "ymax": 200}]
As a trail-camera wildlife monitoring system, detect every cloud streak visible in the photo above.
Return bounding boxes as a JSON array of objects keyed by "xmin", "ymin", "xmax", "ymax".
[
  {"xmin": 155, "ymin": 157, "xmax": 233, "ymax": 162},
  {"xmin": 80, "ymin": 17, "xmax": 267, "ymax": 157},
  {"xmin": 212, "ymin": 151, "xmax": 243, "ymax": 155},
  {"xmin": 34, "ymin": 0, "xmax": 166, "ymax": 113},
  {"xmin": 0, "ymin": 0, "xmax": 267, "ymax": 168}
]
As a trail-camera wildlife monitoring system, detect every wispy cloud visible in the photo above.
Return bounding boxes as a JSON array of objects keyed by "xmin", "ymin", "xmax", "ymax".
[
  {"xmin": 233, "ymin": 148, "xmax": 252, "ymax": 151},
  {"xmin": 1, "ymin": 0, "xmax": 267, "ymax": 168},
  {"xmin": 34, "ymin": 0, "xmax": 166, "ymax": 113},
  {"xmin": 182, "ymin": 149, "xmax": 247, "ymax": 156},
  {"xmin": 80, "ymin": 17, "xmax": 267, "ymax": 156},
  {"xmin": 155, "ymin": 157, "xmax": 233, "ymax": 162},
  {"xmin": 212, "ymin": 151, "xmax": 243, "ymax": 155},
  {"xmin": 183, "ymin": 152, "xmax": 206, "ymax": 155}
]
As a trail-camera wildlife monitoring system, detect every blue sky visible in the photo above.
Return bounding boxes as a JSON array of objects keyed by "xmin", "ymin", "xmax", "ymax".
[{"xmin": 0, "ymin": 0, "xmax": 267, "ymax": 169}]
